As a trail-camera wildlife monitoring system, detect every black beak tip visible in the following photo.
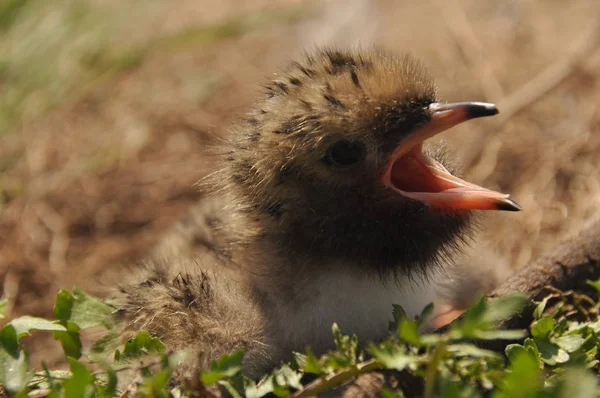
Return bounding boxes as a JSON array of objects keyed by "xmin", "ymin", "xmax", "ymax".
[
  {"xmin": 467, "ymin": 102, "xmax": 499, "ymax": 119},
  {"xmin": 496, "ymin": 198, "xmax": 522, "ymax": 212}
]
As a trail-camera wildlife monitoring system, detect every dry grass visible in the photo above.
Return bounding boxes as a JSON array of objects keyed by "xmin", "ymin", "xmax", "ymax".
[{"xmin": 1, "ymin": 0, "xmax": 599, "ymax": 367}]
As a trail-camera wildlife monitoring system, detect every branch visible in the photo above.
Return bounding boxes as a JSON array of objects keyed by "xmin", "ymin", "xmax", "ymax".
[
  {"xmin": 489, "ymin": 218, "xmax": 600, "ymax": 330},
  {"xmin": 291, "ymin": 359, "xmax": 382, "ymax": 398}
]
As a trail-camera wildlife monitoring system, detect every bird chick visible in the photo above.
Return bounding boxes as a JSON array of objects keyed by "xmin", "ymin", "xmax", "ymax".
[{"xmin": 116, "ymin": 48, "xmax": 520, "ymax": 381}]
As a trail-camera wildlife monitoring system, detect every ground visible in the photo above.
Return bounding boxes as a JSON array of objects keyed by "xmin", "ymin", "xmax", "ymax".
[{"xmin": 1, "ymin": 0, "xmax": 599, "ymax": 369}]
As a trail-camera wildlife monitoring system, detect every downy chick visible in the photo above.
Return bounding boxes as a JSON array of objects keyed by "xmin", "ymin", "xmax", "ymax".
[{"xmin": 117, "ymin": 48, "xmax": 520, "ymax": 381}]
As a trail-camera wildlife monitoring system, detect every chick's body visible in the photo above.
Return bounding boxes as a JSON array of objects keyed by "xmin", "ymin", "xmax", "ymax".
[
  {"xmin": 122, "ymin": 197, "xmax": 438, "ymax": 378},
  {"xmin": 117, "ymin": 49, "xmax": 517, "ymax": 380}
]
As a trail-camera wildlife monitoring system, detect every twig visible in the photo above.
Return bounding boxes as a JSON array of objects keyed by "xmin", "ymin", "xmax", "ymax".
[{"xmin": 291, "ymin": 359, "xmax": 382, "ymax": 398}]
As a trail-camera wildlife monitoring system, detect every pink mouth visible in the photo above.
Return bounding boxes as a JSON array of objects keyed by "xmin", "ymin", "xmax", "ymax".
[{"xmin": 381, "ymin": 102, "xmax": 521, "ymax": 211}]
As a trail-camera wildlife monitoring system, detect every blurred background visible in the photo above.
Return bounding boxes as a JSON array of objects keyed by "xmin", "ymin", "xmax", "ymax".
[{"xmin": 1, "ymin": 0, "xmax": 599, "ymax": 367}]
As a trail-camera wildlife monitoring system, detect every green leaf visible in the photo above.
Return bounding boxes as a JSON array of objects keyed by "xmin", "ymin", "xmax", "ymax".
[
  {"xmin": 0, "ymin": 324, "xmax": 19, "ymax": 358},
  {"xmin": 257, "ymin": 371, "xmax": 290, "ymax": 398},
  {"xmin": 554, "ymin": 334, "xmax": 585, "ymax": 353},
  {"xmin": 447, "ymin": 343, "xmax": 502, "ymax": 359},
  {"xmin": 292, "ymin": 352, "xmax": 307, "ymax": 369},
  {"xmin": 586, "ymin": 320, "xmax": 600, "ymax": 333},
  {"xmin": 275, "ymin": 364, "xmax": 303, "ymax": 390},
  {"xmin": 211, "ymin": 350, "xmax": 243, "ymax": 373},
  {"xmin": 297, "ymin": 348, "xmax": 324, "ymax": 375},
  {"xmin": 53, "ymin": 321, "xmax": 82, "ymax": 359},
  {"xmin": 0, "ymin": 348, "xmax": 30, "ymax": 394},
  {"xmin": 417, "ymin": 303, "xmax": 434, "ymax": 325},
  {"xmin": 63, "ymin": 358, "xmax": 94, "ymax": 398},
  {"xmin": 398, "ymin": 318, "xmax": 421, "ymax": 346},
  {"xmin": 495, "ymin": 347, "xmax": 542, "ymax": 398},
  {"xmin": 150, "ymin": 370, "xmax": 171, "ymax": 396},
  {"xmin": 330, "ymin": 323, "xmax": 359, "ymax": 366},
  {"xmin": 439, "ymin": 377, "xmax": 480, "ymax": 398},
  {"xmin": 459, "ymin": 296, "xmax": 487, "ymax": 333},
  {"xmin": 380, "ymin": 388, "xmax": 407, "ymax": 398},
  {"xmin": 8, "ymin": 316, "xmax": 66, "ymax": 339},
  {"xmin": 367, "ymin": 343, "xmax": 416, "ymax": 371},
  {"xmin": 200, "ymin": 350, "xmax": 243, "ymax": 385},
  {"xmin": 0, "ymin": 295, "xmax": 8, "ymax": 320},
  {"xmin": 53, "ymin": 288, "xmax": 114, "ymax": 329},
  {"xmin": 523, "ymin": 338, "xmax": 541, "ymax": 361},
  {"xmin": 201, "ymin": 370, "xmax": 227, "ymax": 385},
  {"xmin": 53, "ymin": 289, "xmax": 74, "ymax": 321},
  {"xmin": 0, "ymin": 316, "xmax": 67, "ymax": 359},
  {"xmin": 505, "ymin": 344, "xmax": 528, "ymax": 364},
  {"xmin": 246, "ymin": 375, "xmax": 276, "ymax": 398},
  {"xmin": 586, "ymin": 279, "xmax": 600, "ymax": 294},
  {"xmin": 419, "ymin": 333, "xmax": 443, "ymax": 345},
  {"xmin": 533, "ymin": 297, "xmax": 550, "ymax": 320},
  {"xmin": 457, "ymin": 294, "xmax": 527, "ymax": 339},
  {"xmin": 219, "ymin": 379, "xmax": 245, "ymax": 398},
  {"xmin": 474, "ymin": 329, "xmax": 527, "ymax": 340},
  {"xmin": 531, "ymin": 315, "xmax": 555, "ymax": 339},
  {"xmin": 389, "ymin": 304, "xmax": 407, "ymax": 332},
  {"xmin": 115, "ymin": 330, "xmax": 165, "ymax": 362},
  {"xmin": 482, "ymin": 294, "xmax": 528, "ymax": 325},
  {"xmin": 506, "ymin": 340, "xmax": 542, "ymax": 368},
  {"xmin": 535, "ymin": 338, "xmax": 569, "ymax": 366}
]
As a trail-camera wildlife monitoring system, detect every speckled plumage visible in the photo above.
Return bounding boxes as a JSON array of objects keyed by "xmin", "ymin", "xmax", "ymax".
[
  {"xmin": 116, "ymin": 48, "xmax": 501, "ymax": 383},
  {"xmin": 216, "ymin": 48, "xmax": 470, "ymax": 275}
]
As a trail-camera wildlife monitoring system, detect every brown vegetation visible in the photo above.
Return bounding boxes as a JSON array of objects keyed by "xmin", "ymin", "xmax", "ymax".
[{"xmin": 1, "ymin": 0, "xmax": 599, "ymax": 368}]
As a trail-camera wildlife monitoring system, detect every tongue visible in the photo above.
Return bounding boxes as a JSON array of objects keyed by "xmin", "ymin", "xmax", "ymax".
[{"xmin": 390, "ymin": 150, "xmax": 521, "ymax": 211}]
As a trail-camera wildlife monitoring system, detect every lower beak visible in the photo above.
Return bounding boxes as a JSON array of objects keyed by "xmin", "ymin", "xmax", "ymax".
[{"xmin": 381, "ymin": 102, "xmax": 521, "ymax": 212}]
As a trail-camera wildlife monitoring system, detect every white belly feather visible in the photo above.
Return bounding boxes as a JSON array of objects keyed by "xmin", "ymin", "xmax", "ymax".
[{"xmin": 275, "ymin": 267, "xmax": 439, "ymax": 355}]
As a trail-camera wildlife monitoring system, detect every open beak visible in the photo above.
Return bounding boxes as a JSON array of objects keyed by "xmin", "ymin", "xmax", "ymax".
[{"xmin": 381, "ymin": 102, "xmax": 521, "ymax": 211}]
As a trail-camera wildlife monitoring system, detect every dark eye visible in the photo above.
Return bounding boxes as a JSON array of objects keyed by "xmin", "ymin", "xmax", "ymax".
[{"xmin": 325, "ymin": 140, "xmax": 366, "ymax": 167}]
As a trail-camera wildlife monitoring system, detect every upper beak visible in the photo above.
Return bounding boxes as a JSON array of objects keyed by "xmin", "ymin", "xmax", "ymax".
[
  {"xmin": 394, "ymin": 102, "xmax": 500, "ymax": 158},
  {"xmin": 428, "ymin": 101, "xmax": 499, "ymax": 131},
  {"xmin": 430, "ymin": 101, "xmax": 499, "ymax": 119},
  {"xmin": 382, "ymin": 101, "xmax": 521, "ymax": 212}
]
